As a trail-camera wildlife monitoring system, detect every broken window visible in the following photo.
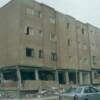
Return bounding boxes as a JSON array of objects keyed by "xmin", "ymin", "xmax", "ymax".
[
  {"xmin": 26, "ymin": 48, "xmax": 34, "ymax": 57},
  {"xmin": 26, "ymin": 8, "xmax": 35, "ymax": 15},
  {"xmin": 93, "ymin": 56, "xmax": 96, "ymax": 65},
  {"xmin": 68, "ymin": 72, "xmax": 76, "ymax": 84},
  {"xmin": 82, "ymin": 28, "xmax": 84, "ymax": 35},
  {"xmin": 39, "ymin": 71, "xmax": 55, "ymax": 80},
  {"xmin": 38, "ymin": 11, "xmax": 42, "ymax": 18},
  {"xmin": 68, "ymin": 56, "xmax": 72, "ymax": 62},
  {"xmin": 50, "ymin": 17, "xmax": 55, "ymax": 24},
  {"xmin": 58, "ymin": 72, "xmax": 66, "ymax": 84},
  {"xmin": 67, "ymin": 23, "xmax": 69, "ymax": 29},
  {"xmin": 51, "ymin": 52, "xmax": 57, "ymax": 61},
  {"xmin": 50, "ymin": 33, "xmax": 56, "ymax": 42},
  {"xmin": 68, "ymin": 39, "xmax": 71, "ymax": 46},
  {"xmin": 21, "ymin": 70, "xmax": 35, "ymax": 80},
  {"xmin": 25, "ymin": 26, "xmax": 34, "ymax": 35},
  {"xmin": 3, "ymin": 70, "xmax": 17, "ymax": 81},
  {"xmin": 94, "ymin": 71, "xmax": 100, "ymax": 79},
  {"xmin": 38, "ymin": 49, "xmax": 43, "ymax": 58},
  {"xmin": 38, "ymin": 30, "xmax": 43, "ymax": 37}
]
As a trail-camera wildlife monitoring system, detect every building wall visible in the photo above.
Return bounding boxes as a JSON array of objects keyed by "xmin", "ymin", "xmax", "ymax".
[
  {"xmin": 18, "ymin": 0, "xmax": 57, "ymax": 68},
  {"xmin": 76, "ymin": 21, "xmax": 90, "ymax": 71},
  {"xmin": 0, "ymin": 0, "xmax": 21, "ymax": 67},
  {"xmin": 56, "ymin": 12, "xmax": 78, "ymax": 70},
  {"xmin": 0, "ymin": 0, "xmax": 100, "ymax": 85}
]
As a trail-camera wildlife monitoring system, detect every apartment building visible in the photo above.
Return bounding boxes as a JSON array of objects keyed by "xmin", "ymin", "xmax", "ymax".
[{"xmin": 0, "ymin": 0, "xmax": 100, "ymax": 93}]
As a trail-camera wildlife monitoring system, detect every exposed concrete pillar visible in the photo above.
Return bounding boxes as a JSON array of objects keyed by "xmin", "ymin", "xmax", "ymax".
[
  {"xmin": 55, "ymin": 71, "xmax": 59, "ymax": 83},
  {"xmin": 16, "ymin": 67, "xmax": 22, "ymax": 89},
  {"xmin": 87, "ymin": 72, "xmax": 91, "ymax": 84},
  {"xmin": 0, "ymin": 72, "xmax": 4, "ymax": 84},
  {"xmin": 79, "ymin": 72, "xmax": 83, "ymax": 85},
  {"xmin": 35, "ymin": 69, "xmax": 39, "ymax": 80},
  {"xmin": 83, "ymin": 72, "xmax": 90, "ymax": 84},
  {"xmin": 65, "ymin": 72, "xmax": 69, "ymax": 84}
]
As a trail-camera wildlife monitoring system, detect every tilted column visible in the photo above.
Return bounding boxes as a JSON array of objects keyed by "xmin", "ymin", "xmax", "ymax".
[
  {"xmin": 79, "ymin": 72, "xmax": 83, "ymax": 85},
  {"xmin": 55, "ymin": 71, "xmax": 59, "ymax": 83},
  {"xmin": 35, "ymin": 69, "xmax": 39, "ymax": 80},
  {"xmin": 16, "ymin": 67, "xmax": 22, "ymax": 89},
  {"xmin": 65, "ymin": 72, "xmax": 69, "ymax": 84},
  {"xmin": 0, "ymin": 72, "xmax": 4, "ymax": 84}
]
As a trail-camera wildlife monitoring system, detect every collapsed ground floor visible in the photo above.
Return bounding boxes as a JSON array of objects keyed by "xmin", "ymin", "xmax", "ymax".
[{"xmin": 0, "ymin": 65, "xmax": 100, "ymax": 97}]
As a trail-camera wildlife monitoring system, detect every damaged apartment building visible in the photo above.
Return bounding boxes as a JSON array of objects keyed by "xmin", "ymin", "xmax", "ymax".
[{"xmin": 0, "ymin": 0, "xmax": 100, "ymax": 93}]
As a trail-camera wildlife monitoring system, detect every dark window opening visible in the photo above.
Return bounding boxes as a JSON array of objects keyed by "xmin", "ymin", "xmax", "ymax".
[
  {"xmin": 26, "ymin": 27, "xmax": 30, "ymax": 35},
  {"xmin": 38, "ymin": 11, "xmax": 42, "ymax": 18},
  {"xmin": 25, "ymin": 26, "xmax": 33, "ymax": 35},
  {"xmin": 39, "ymin": 71, "xmax": 55, "ymax": 81},
  {"xmin": 51, "ymin": 34, "xmax": 55, "ymax": 39},
  {"xmin": 67, "ymin": 23, "xmax": 69, "ymax": 29},
  {"xmin": 68, "ymin": 72, "xmax": 76, "ymax": 84},
  {"xmin": 38, "ymin": 30, "xmax": 43, "ymax": 36},
  {"xmin": 51, "ymin": 52, "xmax": 57, "ymax": 61},
  {"xmin": 21, "ymin": 71, "xmax": 35, "ymax": 80},
  {"xmin": 93, "ymin": 56, "xmax": 96, "ymax": 65},
  {"xmin": 82, "ymin": 28, "xmax": 84, "ymax": 35},
  {"xmin": 94, "ymin": 71, "xmax": 100, "ymax": 78},
  {"xmin": 38, "ymin": 49, "xmax": 43, "ymax": 58},
  {"xmin": 3, "ymin": 71, "xmax": 18, "ymax": 81},
  {"xmin": 58, "ymin": 72, "xmax": 66, "ymax": 84},
  {"xmin": 26, "ymin": 48, "xmax": 34, "ymax": 57},
  {"xmin": 68, "ymin": 39, "xmax": 71, "ymax": 46}
]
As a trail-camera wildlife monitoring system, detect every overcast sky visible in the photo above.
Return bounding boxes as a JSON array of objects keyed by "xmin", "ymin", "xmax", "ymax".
[{"xmin": 0, "ymin": 0, "xmax": 100, "ymax": 28}]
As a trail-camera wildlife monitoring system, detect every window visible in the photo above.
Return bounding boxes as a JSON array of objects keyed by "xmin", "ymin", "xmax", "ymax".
[
  {"xmin": 83, "ymin": 43, "xmax": 87, "ymax": 49},
  {"xmin": 51, "ymin": 52, "xmax": 57, "ymax": 61},
  {"xmin": 26, "ymin": 48, "xmax": 34, "ymax": 57},
  {"xmin": 25, "ymin": 26, "xmax": 34, "ymax": 35},
  {"xmin": 94, "ymin": 71, "xmax": 100, "ymax": 78},
  {"xmin": 82, "ymin": 28, "xmax": 84, "ymax": 35},
  {"xmin": 93, "ymin": 56, "xmax": 96, "ymax": 65},
  {"xmin": 38, "ymin": 30, "xmax": 43, "ymax": 37},
  {"xmin": 26, "ymin": 8, "xmax": 42, "ymax": 18},
  {"xmin": 50, "ymin": 33, "xmax": 56, "ymax": 41},
  {"xmin": 68, "ymin": 39, "xmax": 71, "ymax": 46},
  {"xmin": 50, "ymin": 17, "xmax": 55, "ymax": 24},
  {"xmin": 26, "ymin": 8, "xmax": 35, "ymax": 15},
  {"xmin": 3, "ymin": 71, "xmax": 17, "ymax": 81},
  {"xmin": 39, "ymin": 71, "xmax": 55, "ymax": 80},
  {"xmin": 38, "ymin": 49, "xmax": 43, "ymax": 58},
  {"xmin": 67, "ymin": 23, "xmax": 69, "ymax": 29},
  {"xmin": 58, "ymin": 72, "xmax": 66, "ymax": 84},
  {"xmin": 38, "ymin": 11, "xmax": 42, "ymax": 18},
  {"xmin": 21, "ymin": 71, "xmax": 35, "ymax": 80},
  {"xmin": 69, "ymin": 56, "xmax": 72, "ymax": 62},
  {"xmin": 83, "ymin": 57, "xmax": 88, "ymax": 64}
]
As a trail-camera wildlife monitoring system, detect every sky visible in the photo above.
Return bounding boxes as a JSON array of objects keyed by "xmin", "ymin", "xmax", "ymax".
[{"xmin": 0, "ymin": 0, "xmax": 100, "ymax": 28}]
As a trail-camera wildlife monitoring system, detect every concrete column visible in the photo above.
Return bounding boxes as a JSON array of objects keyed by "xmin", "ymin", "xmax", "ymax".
[
  {"xmin": 35, "ymin": 69, "xmax": 39, "ymax": 80},
  {"xmin": 65, "ymin": 72, "xmax": 69, "ymax": 84},
  {"xmin": 87, "ymin": 72, "xmax": 91, "ymax": 84},
  {"xmin": 55, "ymin": 71, "xmax": 59, "ymax": 83},
  {"xmin": 16, "ymin": 67, "xmax": 22, "ymax": 89},
  {"xmin": 79, "ymin": 72, "xmax": 83, "ymax": 85},
  {"xmin": 0, "ymin": 72, "xmax": 4, "ymax": 84},
  {"xmin": 0, "ymin": 72, "xmax": 4, "ymax": 87}
]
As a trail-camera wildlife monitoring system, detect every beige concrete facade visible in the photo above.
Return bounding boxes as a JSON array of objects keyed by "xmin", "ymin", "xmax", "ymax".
[{"xmin": 0, "ymin": 0, "xmax": 100, "ymax": 92}]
